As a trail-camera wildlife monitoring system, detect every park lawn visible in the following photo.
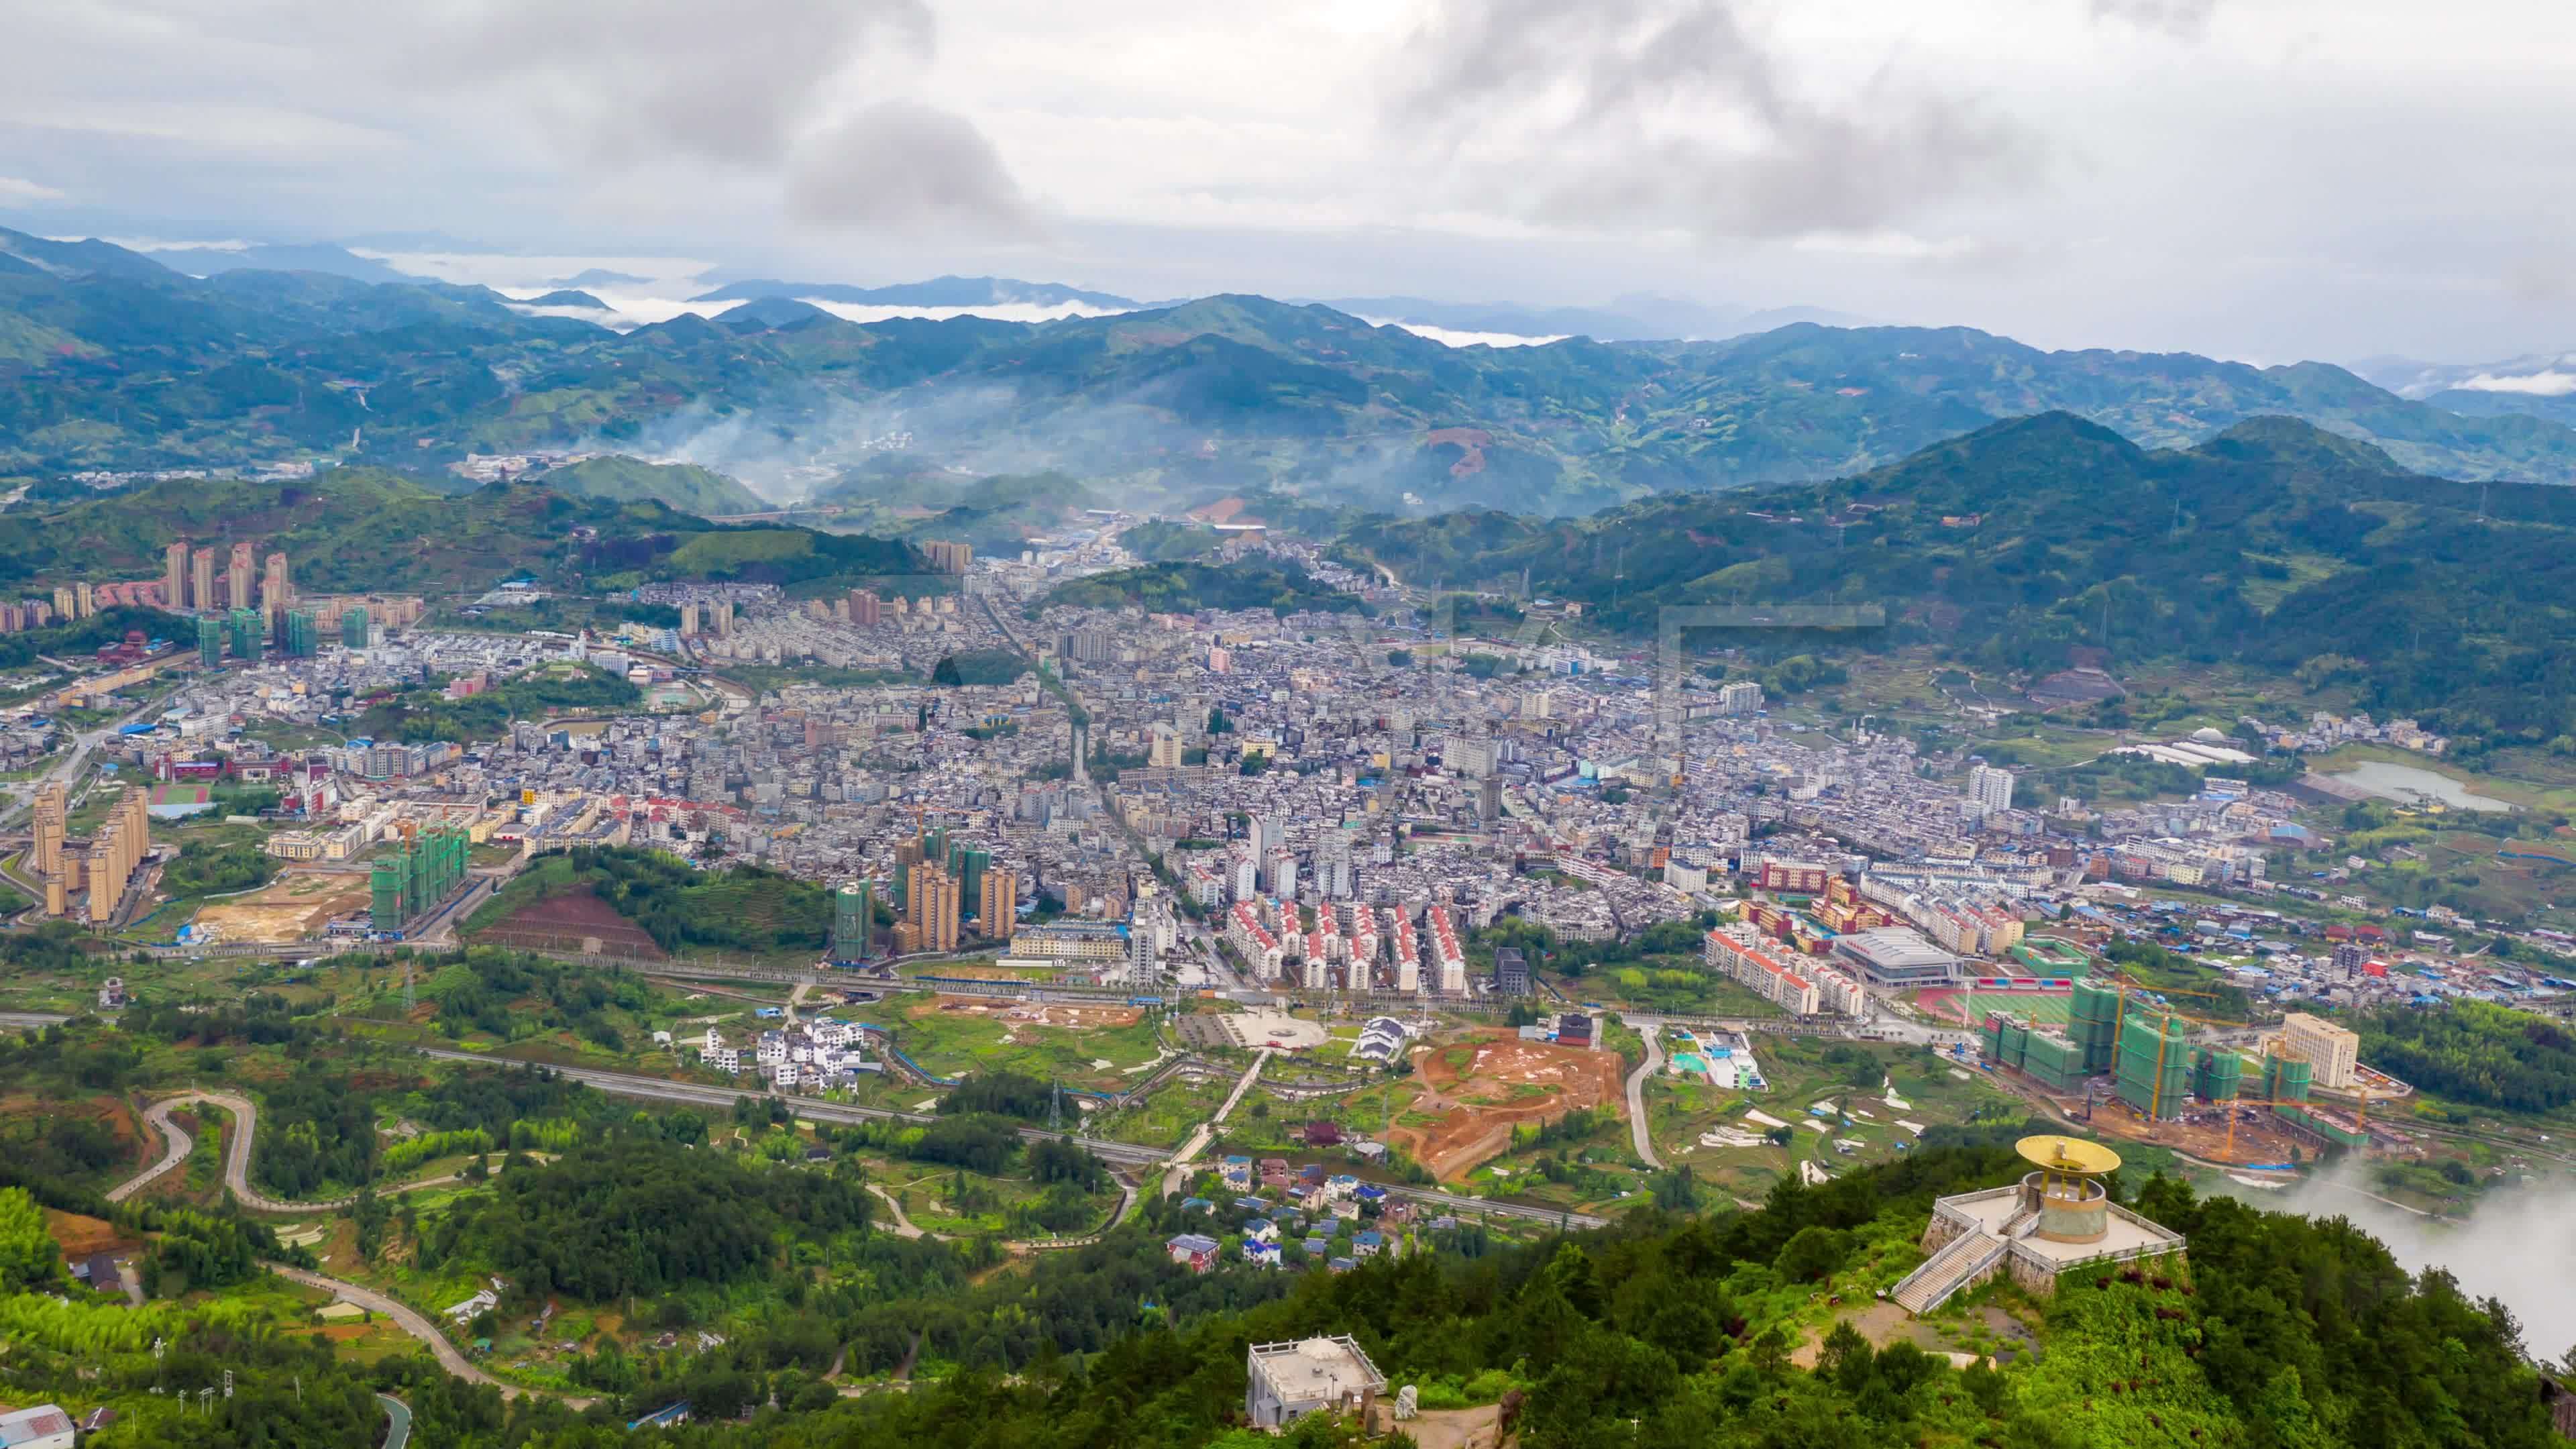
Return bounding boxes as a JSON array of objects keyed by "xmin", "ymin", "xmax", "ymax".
[
  {"xmin": 1101, "ymin": 1072, "xmax": 1234, "ymax": 1149},
  {"xmin": 871, "ymin": 1156, "xmax": 1121, "ymax": 1240},
  {"xmin": 1646, "ymin": 1036, "xmax": 2023, "ymax": 1196},
  {"xmin": 1572, "ymin": 960, "xmax": 1787, "ymax": 1018},
  {"xmin": 881, "ymin": 1000, "xmax": 1165, "ymax": 1093},
  {"xmin": 1457, "ymin": 1105, "xmax": 1644, "ymax": 1211}
]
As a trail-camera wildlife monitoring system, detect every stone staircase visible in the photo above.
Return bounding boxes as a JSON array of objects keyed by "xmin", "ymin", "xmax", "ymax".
[{"xmin": 1891, "ymin": 1227, "xmax": 2011, "ymax": 1315}]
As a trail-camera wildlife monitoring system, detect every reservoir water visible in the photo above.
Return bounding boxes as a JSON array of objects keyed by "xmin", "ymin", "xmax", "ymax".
[{"xmin": 2326, "ymin": 760, "xmax": 2512, "ymax": 813}]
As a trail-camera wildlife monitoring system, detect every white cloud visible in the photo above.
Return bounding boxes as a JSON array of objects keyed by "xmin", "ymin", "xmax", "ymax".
[
  {"xmin": 1360, "ymin": 317, "xmax": 1570, "ymax": 349},
  {"xmin": 2454, "ymin": 369, "xmax": 2576, "ymax": 396},
  {"xmin": 0, "ymin": 176, "xmax": 66, "ymax": 202}
]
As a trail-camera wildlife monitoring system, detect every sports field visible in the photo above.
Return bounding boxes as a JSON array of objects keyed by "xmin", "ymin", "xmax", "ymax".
[{"xmin": 1912, "ymin": 987, "xmax": 2075, "ymax": 1027}]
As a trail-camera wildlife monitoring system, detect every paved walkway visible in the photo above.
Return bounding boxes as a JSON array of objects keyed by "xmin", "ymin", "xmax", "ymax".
[
  {"xmin": 867, "ymin": 1184, "xmax": 935, "ymax": 1240},
  {"xmin": 376, "ymin": 1394, "xmax": 411, "ymax": 1449},
  {"xmin": 1623, "ymin": 1022, "xmax": 1664, "ymax": 1171},
  {"xmin": 1162, "ymin": 1049, "xmax": 1270, "ymax": 1197}
]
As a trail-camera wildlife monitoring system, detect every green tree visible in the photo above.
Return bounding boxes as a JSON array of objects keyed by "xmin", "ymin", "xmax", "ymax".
[{"xmin": 0, "ymin": 1187, "xmax": 58, "ymax": 1291}]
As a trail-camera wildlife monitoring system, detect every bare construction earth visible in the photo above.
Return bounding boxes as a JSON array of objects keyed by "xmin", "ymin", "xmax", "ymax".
[
  {"xmin": 1385, "ymin": 1030, "xmax": 1628, "ymax": 1181},
  {"xmin": 188, "ymin": 869, "xmax": 372, "ymax": 943},
  {"xmin": 474, "ymin": 889, "xmax": 666, "ymax": 958}
]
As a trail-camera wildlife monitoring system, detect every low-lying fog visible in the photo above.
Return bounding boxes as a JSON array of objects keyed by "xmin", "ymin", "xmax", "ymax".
[{"xmin": 2211, "ymin": 1160, "xmax": 2576, "ymax": 1364}]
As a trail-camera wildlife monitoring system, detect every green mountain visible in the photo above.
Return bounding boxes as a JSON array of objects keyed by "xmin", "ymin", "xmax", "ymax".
[
  {"xmin": 812, "ymin": 464, "xmax": 1104, "ymax": 552},
  {"xmin": 532, "ymin": 456, "xmax": 769, "ymax": 515},
  {"xmin": 10, "ymin": 229, "xmax": 2576, "ymax": 515},
  {"xmin": 1338, "ymin": 413, "xmax": 2576, "ymax": 747},
  {"xmin": 0, "ymin": 466, "xmax": 924, "ymax": 597},
  {"xmin": 1042, "ymin": 557, "xmax": 1367, "ymax": 616}
]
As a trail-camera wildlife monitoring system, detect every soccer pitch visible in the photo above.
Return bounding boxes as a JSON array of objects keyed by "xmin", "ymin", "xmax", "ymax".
[{"xmin": 1915, "ymin": 987, "xmax": 2076, "ymax": 1027}]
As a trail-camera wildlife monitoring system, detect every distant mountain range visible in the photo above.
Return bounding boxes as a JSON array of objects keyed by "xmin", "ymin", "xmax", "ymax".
[
  {"xmin": 2348, "ymin": 350, "xmax": 2576, "ymax": 428},
  {"xmin": 156, "ymin": 243, "xmax": 423, "ymax": 286},
  {"xmin": 1320, "ymin": 294, "xmax": 1870, "ymax": 341},
  {"xmin": 12, "ymin": 225, "xmax": 2576, "ymax": 517},
  {"xmin": 689, "ymin": 275, "xmax": 1137, "ymax": 310}
]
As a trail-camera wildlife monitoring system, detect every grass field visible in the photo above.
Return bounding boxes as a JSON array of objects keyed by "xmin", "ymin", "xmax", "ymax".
[
  {"xmin": 1640, "ymin": 1036, "xmax": 2026, "ymax": 1203},
  {"xmin": 876, "ymin": 996, "xmax": 1168, "ymax": 1095},
  {"xmin": 1911, "ymin": 987, "xmax": 2076, "ymax": 1028},
  {"xmin": 1569, "ymin": 961, "xmax": 1787, "ymax": 1018}
]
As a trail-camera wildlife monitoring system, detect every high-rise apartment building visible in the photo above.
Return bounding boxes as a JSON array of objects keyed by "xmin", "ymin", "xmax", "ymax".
[
  {"xmin": 922, "ymin": 539, "xmax": 973, "ymax": 574},
  {"xmin": 227, "ymin": 608, "xmax": 262, "ymax": 663},
  {"xmin": 906, "ymin": 863, "xmax": 961, "ymax": 953},
  {"xmin": 83, "ymin": 786, "xmax": 149, "ymax": 925},
  {"xmin": 1148, "ymin": 723, "xmax": 1184, "ymax": 769},
  {"xmin": 164, "ymin": 541, "xmax": 189, "ymax": 609},
  {"xmin": 979, "ymin": 867, "xmax": 1018, "ymax": 933},
  {"xmin": 191, "ymin": 547, "xmax": 215, "ymax": 614},
  {"xmin": 833, "ymin": 881, "xmax": 875, "ymax": 962},
  {"xmin": 263, "ymin": 551, "xmax": 291, "ymax": 620},
  {"xmin": 1968, "ymin": 763, "xmax": 2016, "ymax": 814},
  {"xmin": 1265, "ymin": 847, "xmax": 1297, "ymax": 902},
  {"xmin": 227, "ymin": 541, "xmax": 254, "ymax": 611},
  {"xmin": 197, "ymin": 616, "xmax": 225, "ymax": 667},
  {"xmin": 341, "ymin": 606, "xmax": 370, "ymax": 650},
  {"xmin": 850, "ymin": 588, "xmax": 881, "ymax": 627},
  {"xmin": 30, "ymin": 784, "xmax": 64, "ymax": 883}
]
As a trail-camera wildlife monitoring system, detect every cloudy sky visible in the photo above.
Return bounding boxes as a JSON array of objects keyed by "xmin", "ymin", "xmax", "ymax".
[{"xmin": 1, "ymin": 0, "xmax": 2570, "ymax": 362}]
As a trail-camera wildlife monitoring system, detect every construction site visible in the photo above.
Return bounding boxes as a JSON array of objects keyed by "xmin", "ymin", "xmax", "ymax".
[
  {"xmin": 1386, "ymin": 1030, "xmax": 1627, "ymax": 1182},
  {"xmin": 368, "ymin": 822, "xmax": 472, "ymax": 939},
  {"xmin": 1977, "ymin": 979, "xmax": 2394, "ymax": 1168}
]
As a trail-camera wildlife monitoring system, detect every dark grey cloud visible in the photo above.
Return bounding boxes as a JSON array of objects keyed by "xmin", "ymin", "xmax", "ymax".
[
  {"xmin": 2088, "ymin": 0, "xmax": 2220, "ymax": 38},
  {"xmin": 0, "ymin": 1, "xmax": 1032, "ymax": 241},
  {"xmin": 1391, "ymin": 0, "xmax": 2042, "ymax": 244},
  {"xmin": 784, "ymin": 103, "xmax": 1036, "ymax": 236},
  {"xmin": 403, "ymin": 0, "xmax": 935, "ymax": 170}
]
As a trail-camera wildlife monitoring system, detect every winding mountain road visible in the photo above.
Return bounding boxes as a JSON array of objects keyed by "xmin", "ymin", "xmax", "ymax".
[
  {"xmin": 1624, "ymin": 1022, "xmax": 1664, "ymax": 1171},
  {"xmin": 107, "ymin": 1097, "xmax": 590, "ymax": 1405},
  {"xmin": 106, "ymin": 1092, "xmax": 324, "ymax": 1209}
]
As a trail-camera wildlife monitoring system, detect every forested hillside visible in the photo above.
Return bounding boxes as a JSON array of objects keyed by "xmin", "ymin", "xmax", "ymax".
[
  {"xmin": 532, "ymin": 457, "xmax": 769, "ymax": 515},
  {"xmin": 1336, "ymin": 413, "xmax": 2576, "ymax": 749},
  {"xmin": 72, "ymin": 1136, "xmax": 2560, "ymax": 1448},
  {"xmin": 0, "ymin": 466, "xmax": 926, "ymax": 596},
  {"xmin": 466, "ymin": 847, "xmax": 835, "ymax": 956}
]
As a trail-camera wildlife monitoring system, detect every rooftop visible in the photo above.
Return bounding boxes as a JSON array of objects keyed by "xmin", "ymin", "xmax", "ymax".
[
  {"xmin": 1250, "ymin": 1336, "xmax": 1387, "ymax": 1403},
  {"xmin": 1939, "ymin": 1183, "xmax": 2185, "ymax": 1267}
]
